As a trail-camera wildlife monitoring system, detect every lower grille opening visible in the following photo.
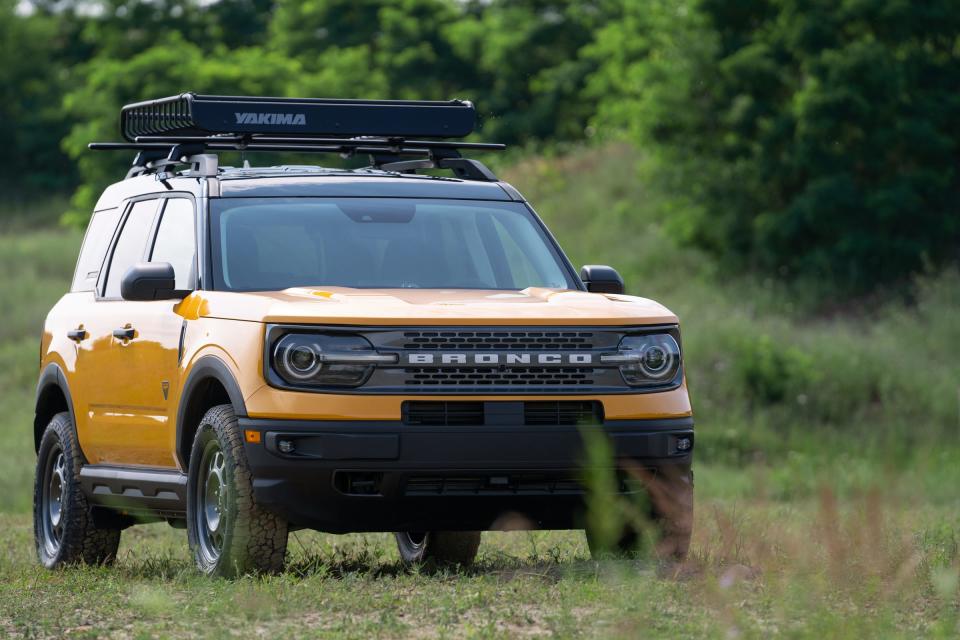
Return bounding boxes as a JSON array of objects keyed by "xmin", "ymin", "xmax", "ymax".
[
  {"xmin": 403, "ymin": 401, "xmax": 484, "ymax": 426},
  {"xmin": 523, "ymin": 401, "xmax": 603, "ymax": 425},
  {"xmin": 403, "ymin": 401, "xmax": 604, "ymax": 426}
]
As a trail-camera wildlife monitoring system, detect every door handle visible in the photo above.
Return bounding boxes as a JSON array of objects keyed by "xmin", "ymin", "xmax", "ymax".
[
  {"xmin": 112, "ymin": 327, "xmax": 136, "ymax": 340},
  {"xmin": 67, "ymin": 328, "xmax": 88, "ymax": 342}
]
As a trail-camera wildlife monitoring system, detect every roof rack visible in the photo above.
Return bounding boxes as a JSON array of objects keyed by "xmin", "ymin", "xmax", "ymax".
[
  {"xmin": 120, "ymin": 93, "xmax": 478, "ymax": 140},
  {"xmin": 90, "ymin": 93, "xmax": 505, "ymax": 181}
]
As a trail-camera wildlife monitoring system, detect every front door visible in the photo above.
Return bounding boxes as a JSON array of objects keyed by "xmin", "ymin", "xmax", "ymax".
[{"xmin": 81, "ymin": 196, "xmax": 197, "ymax": 468}]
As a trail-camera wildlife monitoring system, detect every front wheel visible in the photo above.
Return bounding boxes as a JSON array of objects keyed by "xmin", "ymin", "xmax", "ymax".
[
  {"xmin": 395, "ymin": 531, "xmax": 481, "ymax": 567},
  {"xmin": 33, "ymin": 412, "xmax": 121, "ymax": 568},
  {"xmin": 186, "ymin": 405, "xmax": 288, "ymax": 577}
]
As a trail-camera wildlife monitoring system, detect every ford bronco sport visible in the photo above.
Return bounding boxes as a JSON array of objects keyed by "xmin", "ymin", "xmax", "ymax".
[{"xmin": 33, "ymin": 94, "xmax": 694, "ymax": 576}]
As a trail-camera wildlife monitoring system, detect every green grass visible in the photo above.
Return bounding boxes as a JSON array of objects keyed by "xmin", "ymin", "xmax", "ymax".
[
  {"xmin": 1, "ymin": 146, "xmax": 959, "ymax": 637},
  {"xmin": 2, "ymin": 491, "xmax": 958, "ymax": 638},
  {"xmin": 0, "ymin": 221, "xmax": 82, "ymax": 513}
]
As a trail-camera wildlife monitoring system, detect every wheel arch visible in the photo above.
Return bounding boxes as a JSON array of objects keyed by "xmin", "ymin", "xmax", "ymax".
[
  {"xmin": 176, "ymin": 355, "xmax": 247, "ymax": 469},
  {"xmin": 35, "ymin": 363, "xmax": 76, "ymax": 453}
]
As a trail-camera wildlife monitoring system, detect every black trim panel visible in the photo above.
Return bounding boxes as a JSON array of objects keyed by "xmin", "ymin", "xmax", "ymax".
[
  {"xmin": 80, "ymin": 465, "xmax": 187, "ymax": 516},
  {"xmin": 175, "ymin": 355, "xmax": 247, "ymax": 466},
  {"xmin": 34, "ymin": 363, "xmax": 77, "ymax": 452},
  {"xmin": 239, "ymin": 415, "xmax": 693, "ymax": 532}
]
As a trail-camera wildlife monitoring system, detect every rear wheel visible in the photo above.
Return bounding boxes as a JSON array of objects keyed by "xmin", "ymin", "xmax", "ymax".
[
  {"xmin": 395, "ymin": 531, "xmax": 481, "ymax": 567},
  {"xmin": 33, "ymin": 412, "xmax": 121, "ymax": 568},
  {"xmin": 186, "ymin": 405, "xmax": 288, "ymax": 577}
]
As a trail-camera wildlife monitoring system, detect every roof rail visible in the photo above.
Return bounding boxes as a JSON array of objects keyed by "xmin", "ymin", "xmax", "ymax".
[{"xmin": 91, "ymin": 93, "xmax": 506, "ymax": 182}]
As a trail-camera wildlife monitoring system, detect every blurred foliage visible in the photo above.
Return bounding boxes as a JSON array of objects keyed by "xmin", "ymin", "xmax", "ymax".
[
  {"xmin": 2, "ymin": 0, "xmax": 959, "ymax": 292},
  {"xmin": 589, "ymin": 0, "xmax": 960, "ymax": 293}
]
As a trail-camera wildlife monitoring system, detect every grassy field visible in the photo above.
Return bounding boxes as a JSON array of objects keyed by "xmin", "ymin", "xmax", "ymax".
[{"xmin": 1, "ymin": 147, "xmax": 958, "ymax": 637}]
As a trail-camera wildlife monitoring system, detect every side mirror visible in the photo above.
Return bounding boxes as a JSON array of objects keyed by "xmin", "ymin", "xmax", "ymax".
[
  {"xmin": 121, "ymin": 262, "xmax": 183, "ymax": 301},
  {"xmin": 580, "ymin": 265, "xmax": 624, "ymax": 295}
]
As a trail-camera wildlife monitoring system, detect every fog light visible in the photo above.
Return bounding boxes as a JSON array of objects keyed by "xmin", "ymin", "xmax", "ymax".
[
  {"xmin": 676, "ymin": 437, "xmax": 692, "ymax": 452},
  {"xmin": 278, "ymin": 439, "xmax": 296, "ymax": 454}
]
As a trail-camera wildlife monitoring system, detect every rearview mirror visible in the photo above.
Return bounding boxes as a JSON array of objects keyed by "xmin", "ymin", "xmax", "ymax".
[
  {"xmin": 580, "ymin": 265, "xmax": 624, "ymax": 295},
  {"xmin": 121, "ymin": 262, "xmax": 184, "ymax": 301}
]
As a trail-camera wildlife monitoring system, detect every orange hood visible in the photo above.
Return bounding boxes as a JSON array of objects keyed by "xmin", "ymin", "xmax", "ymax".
[{"xmin": 180, "ymin": 287, "xmax": 678, "ymax": 326}]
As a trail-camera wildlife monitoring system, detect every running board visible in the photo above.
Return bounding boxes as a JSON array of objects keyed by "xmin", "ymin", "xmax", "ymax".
[{"xmin": 80, "ymin": 466, "xmax": 187, "ymax": 516}]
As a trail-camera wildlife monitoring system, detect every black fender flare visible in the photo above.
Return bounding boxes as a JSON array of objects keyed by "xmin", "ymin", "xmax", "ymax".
[
  {"xmin": 34, "ymin": 362, "xmax": 77, "ymax": 451},
  {"xmin": 176, "ymin": 355, "xmax": 247, "ymax": 467}
]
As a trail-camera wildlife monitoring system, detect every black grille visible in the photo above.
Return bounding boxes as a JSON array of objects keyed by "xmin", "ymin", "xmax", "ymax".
[
  {"xmin": 523, "ymin": 401, "xmax": 603, "ymax": 425},
  {"xmin": 403, "ymin": 401, "xmax": 484, "ymax": 426},
  {"xmin": 404, "ymin": 366, "xmax": 595, "ymax": 387},
  {"xmin": 401, "ymin": 330, "xmax": 596, "ymax": 350},
  {"xmin": 360, "ymin": 326, "xmax": 639, "ymax": 393},
  {"xmin": 402, "ymin": 401, "xmax": 603, "ymax": 426}
]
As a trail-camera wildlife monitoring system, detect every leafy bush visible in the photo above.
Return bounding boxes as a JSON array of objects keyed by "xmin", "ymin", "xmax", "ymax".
[{"xmin": 733, "ymin": 335, "xmax": 816, "ymax": 406}]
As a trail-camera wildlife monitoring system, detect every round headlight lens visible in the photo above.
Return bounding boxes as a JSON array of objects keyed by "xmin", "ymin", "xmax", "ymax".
[
  {"xmin": 277, "ymin": 341, "xmax": 322, "ymax": 380},
  {"xmin": 642, "ymin": 344, "xmax": 669, "ymax": 376},
  {"xmin": 616, "ymin": 333, "xmax": 681, "ymax": 386},
  {"xmin": 289, "ymin": 346, "xmax": 318, "ymax": 373}
]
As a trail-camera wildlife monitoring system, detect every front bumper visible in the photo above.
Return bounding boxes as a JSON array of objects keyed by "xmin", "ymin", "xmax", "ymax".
[{"xmin": 240, "ymin": 416, "xmax": 694, "ymax": 532}]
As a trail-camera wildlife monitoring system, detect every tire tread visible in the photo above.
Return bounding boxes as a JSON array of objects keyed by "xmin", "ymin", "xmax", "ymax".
[{"xmin": 34, "ymin": 412, "xmax": 121, "ymax": 568}]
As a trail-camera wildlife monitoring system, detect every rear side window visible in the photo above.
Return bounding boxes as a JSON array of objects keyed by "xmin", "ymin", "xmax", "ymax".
[
  {"xmin": 71, "ymin": 208, "xmax": 120, "ymax": 292},
  {"xmin": 103, "ymin": 199, "xmax": 160, "ymax": 298},
  {"xmin": 149, "ymin": 198, "xmax": 196, "ymax": 290}
]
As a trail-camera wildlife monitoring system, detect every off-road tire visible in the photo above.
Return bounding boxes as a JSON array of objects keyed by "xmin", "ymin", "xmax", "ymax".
[
  {"xmin": 395, "ymin": 531, "xmax": 481, "ymax": 567},
  {"xmin": 587, "ymin": 468, "xmax": 693, "ymax": 561},
  {"xmin": 186, "ymin": 405, "xmax": 288, "ymax": 577},
  {"xmin": 33, "ymin": 412, "xmax": 121, "ymax": 568}
]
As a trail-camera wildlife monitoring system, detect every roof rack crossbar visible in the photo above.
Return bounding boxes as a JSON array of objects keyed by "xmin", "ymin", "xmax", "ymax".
[
  {"xmin": 90, "ymin": 141, "xmax": 437, "ymax": 157},
  {"xmin": 130, "ymin": 135, "xmax": 505, "ymax": 152}
]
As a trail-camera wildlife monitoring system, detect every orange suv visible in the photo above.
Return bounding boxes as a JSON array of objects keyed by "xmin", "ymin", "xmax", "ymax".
[{"xmin": 33, "ymin": 94, "xmax": 694, "ymax": 575}]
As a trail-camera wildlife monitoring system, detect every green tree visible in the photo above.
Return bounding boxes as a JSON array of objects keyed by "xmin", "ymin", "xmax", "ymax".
[
  {"xmin": 62, "ymin": 36, "xmax": 302, "ymax": 223},
  {"xmin": 447, "ymin": 0, "xmax": 613, "ymax": 143},
  {"xmin": 590, "ymin": 0, "xmax": 960, "ymax": 292},
  {"xmin": 0, "ymin": 1, "xmax": 76, "ymax": 193}
]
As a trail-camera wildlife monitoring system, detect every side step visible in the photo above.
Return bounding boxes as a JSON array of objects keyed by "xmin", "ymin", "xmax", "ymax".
[{"xmin": 80, "ymin": 465, "xmax": 188, "ymax": 517}]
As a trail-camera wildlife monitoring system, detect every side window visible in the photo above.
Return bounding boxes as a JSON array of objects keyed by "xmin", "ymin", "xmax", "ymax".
[
  {"xmin": 71, "ymin": 208, "xmax": 121, "ymax": 292},
  {"xmin": 103, "ymin": 199, "xmax": 160, "ymax": 298},
  {"xmin": 150, "ymin": 199, "xmax": 196, "ymax": 290}
]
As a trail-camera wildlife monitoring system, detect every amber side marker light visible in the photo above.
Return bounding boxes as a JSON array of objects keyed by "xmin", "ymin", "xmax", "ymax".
[{"xmin": 244, "ymin": 430, "xmax": 262, "ymax": 444}]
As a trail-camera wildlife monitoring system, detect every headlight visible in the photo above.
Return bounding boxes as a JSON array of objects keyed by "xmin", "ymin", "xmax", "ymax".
[
  {"xmin": 601, "ymin": 333, "xmax": 682, "ymax": 387},
  {"xmin": 271, "ymin": 333, "xmax": 397, "ymax": 388}
]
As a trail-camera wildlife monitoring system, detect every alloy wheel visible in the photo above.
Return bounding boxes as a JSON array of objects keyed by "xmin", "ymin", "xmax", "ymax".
[
  {"xmin": 41, "ymin": 448, "xmax": 66, "ymax": 557},
  {"xmin": 196, "ymin": 444, "xmax": 228, "ymax": 565}
]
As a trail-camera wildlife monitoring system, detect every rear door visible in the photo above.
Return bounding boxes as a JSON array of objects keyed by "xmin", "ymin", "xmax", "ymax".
[{"xmin": 59, "ymin": 207, "xmax": 122, "ymax": 458}]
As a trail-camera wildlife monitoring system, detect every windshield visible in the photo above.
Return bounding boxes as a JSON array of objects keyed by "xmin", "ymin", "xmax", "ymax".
[{"xmin": 209, "ymin": 198, "xmax": 577, "ymax": 291}]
